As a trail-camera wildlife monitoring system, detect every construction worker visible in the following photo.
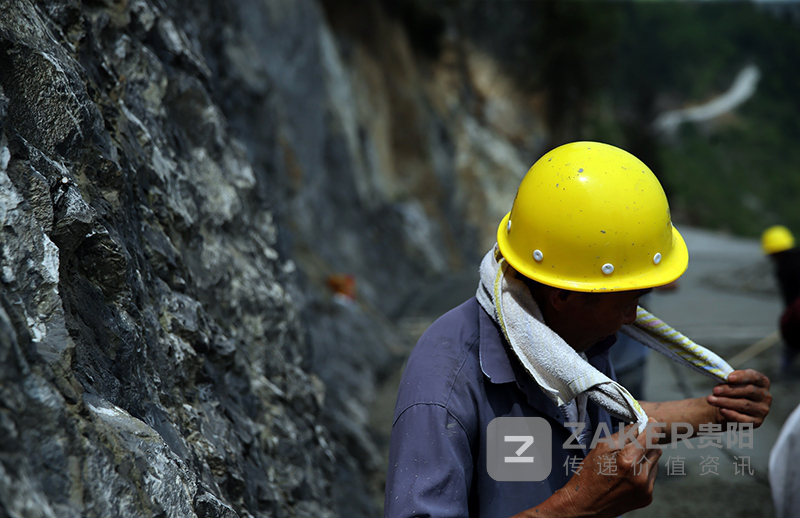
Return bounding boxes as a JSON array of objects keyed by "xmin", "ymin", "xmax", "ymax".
[
  {"xmin": 761, "ymin": 225, "xmax": 800, "ymax": 372},
  {"xmin": 763, "ymin": 227, "xmax": 800, "ymax": 517},
  {"xmin": 384, "ymin": 142, "xmax": 772, "ymax": 517}
]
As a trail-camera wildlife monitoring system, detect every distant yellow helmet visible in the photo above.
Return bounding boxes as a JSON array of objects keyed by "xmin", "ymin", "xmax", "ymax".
[
  {"xmin": 497, "ymin": 141, "xmax": 688, "ymax": 292},
  {"xmin": 761, "ymin": 225, "xmax": 795, "ymax": 255}
]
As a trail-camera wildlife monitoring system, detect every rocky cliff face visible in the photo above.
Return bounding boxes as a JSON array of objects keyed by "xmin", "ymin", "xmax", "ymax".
[{"xmin": 0, "ymin": 1, "xmax": 546, "ymax": 516}]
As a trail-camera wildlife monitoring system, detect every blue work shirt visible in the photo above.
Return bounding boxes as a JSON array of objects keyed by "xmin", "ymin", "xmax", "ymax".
[{"xmin": 385, "ymin": 297, "xmax": 619, "ymax": 517}]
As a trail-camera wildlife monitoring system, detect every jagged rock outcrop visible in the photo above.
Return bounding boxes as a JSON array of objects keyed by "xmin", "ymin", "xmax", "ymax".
[
  {"xmin": 1, "ymin": 0, "xmax": 341, "ymax": 516},
  {"xmin": 1, "ymin": 0, "xmax": 548, "ymax": 516}
]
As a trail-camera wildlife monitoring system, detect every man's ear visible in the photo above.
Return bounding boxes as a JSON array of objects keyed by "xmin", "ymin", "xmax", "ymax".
[{"xmin": 548, "ymin": 288, "xmax": 574, "ymax": 312}]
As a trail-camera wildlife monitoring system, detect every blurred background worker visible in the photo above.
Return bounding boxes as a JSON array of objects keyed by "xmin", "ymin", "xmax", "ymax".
[
  {"xmin": 766, "ymin": 226, "xmax": 800, "ymax": 518},
  {"xmin": 762, "ymin": 225, "xmax": 800, "ymax": 372}
]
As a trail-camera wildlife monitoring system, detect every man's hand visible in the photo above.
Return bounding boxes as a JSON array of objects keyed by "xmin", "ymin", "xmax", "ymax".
[
  {"xmin": 562, "ymin": 421, "xmax": 661, "ymax": 518},
  {"xmin": 516, "ymin": 420, "xmax": 662, "ymax": 518},
  {"xmin": 707, "ymin": 369, "xmax": 772, "ymax": 428}
]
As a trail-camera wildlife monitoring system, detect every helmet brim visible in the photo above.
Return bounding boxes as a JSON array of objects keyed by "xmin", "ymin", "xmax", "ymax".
[{"xmin": 496, "ymin": 211, "xmax": 689, "ymax": 293}]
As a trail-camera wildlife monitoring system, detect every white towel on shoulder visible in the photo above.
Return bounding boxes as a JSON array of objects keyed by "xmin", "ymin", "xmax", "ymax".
[{"xmin": 476, "ymin": 246, "xmax": 733, "ymax": 433}]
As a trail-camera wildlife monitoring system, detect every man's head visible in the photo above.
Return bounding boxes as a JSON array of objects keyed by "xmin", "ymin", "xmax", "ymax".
[
  {"xmin": 500, "ymin": 141, "xmax": 687, "ymax": 349},
  {"xmin": 497, "ymin": 141, "xmax": 688, "ymax": 293},
  {"xmin": 525, "ymin": 278, "xmax": 651, "ymax": 351},
  {"xmin": 761, "ymin": 225, "xmax": 794, "ymax": 256}
]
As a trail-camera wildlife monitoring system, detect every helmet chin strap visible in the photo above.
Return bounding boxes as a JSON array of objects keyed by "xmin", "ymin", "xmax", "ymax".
[{"xmin": 620, "ymin": 307, "xmax": 733, "ymax": 384}]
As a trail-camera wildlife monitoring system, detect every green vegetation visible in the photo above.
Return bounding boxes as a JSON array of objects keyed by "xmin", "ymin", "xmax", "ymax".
[
  {"xmin": 457, "ymin": 1, "xmax": 800, "ymax": 237},
  {"xmin": 584, "ymin": 3, "xmax": 800, "ymax": 237},
  {"xmin": 390, "ymin": 1, "xmax": 800, "ymax": 237}
]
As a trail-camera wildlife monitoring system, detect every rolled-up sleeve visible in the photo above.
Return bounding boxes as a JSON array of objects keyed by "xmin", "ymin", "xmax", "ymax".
[{"xmin": 384, "ymin": 403, "xmax": 474, "ymax": 518}]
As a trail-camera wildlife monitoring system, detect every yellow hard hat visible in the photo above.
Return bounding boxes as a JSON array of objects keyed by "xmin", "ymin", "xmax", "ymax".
[
  {"xmin": 496, "ymin": 141, "xmax": 688, "ymax": 292},
  {"xmin": 761, "ymin": 225, "xmax": 795, "ymax": 255}
]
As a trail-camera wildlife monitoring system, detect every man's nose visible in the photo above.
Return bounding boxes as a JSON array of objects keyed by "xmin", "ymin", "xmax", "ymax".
[{"xmin": 623, "ymin": 305, "xmax": 638, "ymax": 325}]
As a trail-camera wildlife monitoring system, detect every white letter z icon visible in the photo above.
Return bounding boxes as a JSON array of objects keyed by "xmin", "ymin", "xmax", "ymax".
[{"xmin": 504, "ymin": 436, "xmax": 534, "ymax": 463}]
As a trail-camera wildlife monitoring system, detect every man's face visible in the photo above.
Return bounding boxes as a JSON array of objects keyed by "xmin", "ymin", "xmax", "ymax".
[{"xmin": 560, "ymin": 288, "xmax": 652, "ymax": 352}]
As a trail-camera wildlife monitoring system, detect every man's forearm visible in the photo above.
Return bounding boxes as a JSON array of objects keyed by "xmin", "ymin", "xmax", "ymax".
[{"xmin": 640, "ymin": 398, "xmax": 720, "ymax": 442}]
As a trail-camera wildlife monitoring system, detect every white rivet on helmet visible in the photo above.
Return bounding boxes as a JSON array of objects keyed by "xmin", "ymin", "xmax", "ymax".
[
  {"xmin": 507, "ymin": 220, "xmax": 512, "ymax": 232},
  {"xmin": 602, "ymin": 263, "xmax": 614, "ymax": 275},
  {"xmin": 533, "ymin": 250, "xmax": 543, "ymax": 262},
  {"xmin": 653, "ymin": 252, "xmax": 662, "ymax": 265}
]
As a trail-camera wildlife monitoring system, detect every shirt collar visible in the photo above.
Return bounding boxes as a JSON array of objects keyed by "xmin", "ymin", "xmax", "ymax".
[{"xmin": 478, "ymin": 305, "xmax": 517, "ymax": 383}]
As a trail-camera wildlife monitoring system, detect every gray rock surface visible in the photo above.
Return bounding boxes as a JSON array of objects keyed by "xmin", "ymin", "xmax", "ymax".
[
  {"xmin": 1, "ymin": 0, "xmax": 552, "ymax": 516},
  {"xmin": 0, "ymin": 1, "xmax": 337, "ymax": 516}
]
